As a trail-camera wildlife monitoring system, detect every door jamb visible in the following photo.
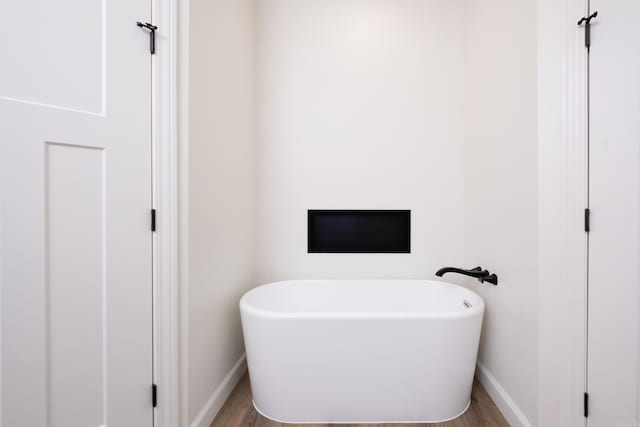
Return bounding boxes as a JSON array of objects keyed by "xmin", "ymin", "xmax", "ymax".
[
  {"xmin": 538, "ymin": 0, "xmax": 589, "ymax": 425},
  {"xmin": 151, "ymin": 0, "xmax": 182, "ymax": 426}
]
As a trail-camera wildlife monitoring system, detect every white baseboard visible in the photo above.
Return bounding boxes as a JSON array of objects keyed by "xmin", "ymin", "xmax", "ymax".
[
  {"xmin": 476, "ymin": 361, "xmax": 532, "ymax": 427},
  {"xmin": 189, "ymin": 354, "xmax": 247, "ymax": 427}
]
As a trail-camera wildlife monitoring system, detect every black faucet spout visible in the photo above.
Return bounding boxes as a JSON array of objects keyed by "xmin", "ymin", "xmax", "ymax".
[{"xmin": 436, "ymin": 266, "xmax": 487, "ymax": 279}]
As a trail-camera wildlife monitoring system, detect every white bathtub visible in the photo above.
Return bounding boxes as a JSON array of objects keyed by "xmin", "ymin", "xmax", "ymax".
[{"xmin": 239, "ymin": 280, "xmax": 484, "ymax": 424}]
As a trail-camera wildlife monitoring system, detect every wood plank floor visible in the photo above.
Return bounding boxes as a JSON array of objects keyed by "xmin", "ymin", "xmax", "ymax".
[{"xmin": 211, "ymin": 373, "xmax": 509, "ymax": 427}]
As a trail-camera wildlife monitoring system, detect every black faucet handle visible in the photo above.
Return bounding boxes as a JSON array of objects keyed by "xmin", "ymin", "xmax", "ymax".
[{"xmin": 480, "ymin": 274, "xmax": 498, "ymax": 286}]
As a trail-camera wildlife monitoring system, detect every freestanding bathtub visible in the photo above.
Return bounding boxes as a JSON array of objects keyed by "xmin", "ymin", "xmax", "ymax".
[{"xmin": 239, "ymin": 280, "xmax": 484, "ymax": 424}]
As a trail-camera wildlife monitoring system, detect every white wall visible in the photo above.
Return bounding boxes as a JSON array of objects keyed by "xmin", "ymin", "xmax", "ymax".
[
  {"xmin": 186, "ymin": 0, "xmax": 256, "ymax": 424},
  {"xmin": 255, "ymin": 0, "xmax": 467, "ymax": 283},
  {"xmin": 463, "ymin": 1, "xmax": 538, "ymax": 425}
]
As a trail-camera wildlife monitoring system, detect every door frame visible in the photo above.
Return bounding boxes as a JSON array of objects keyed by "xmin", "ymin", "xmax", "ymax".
[
  {"xmin": 152, "ymin": 0, "xmax": 181, "ymax": 426},
  {"xmin": 538, "ymin": 0, "xmax": 589, "ymax": 425},
  {"xmin": 153, "ymin": 0, "xmax": 599, "ymax": 426}
]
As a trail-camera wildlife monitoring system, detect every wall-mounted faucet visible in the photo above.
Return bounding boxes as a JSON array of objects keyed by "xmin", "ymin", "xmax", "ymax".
[{"xmin": 435, "ymin": 266, "xmax": 498, "ymax": 286}]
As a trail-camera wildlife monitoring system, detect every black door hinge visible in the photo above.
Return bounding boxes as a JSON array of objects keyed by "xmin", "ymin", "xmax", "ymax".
[
  {"xmin": 151, "ymin": 209, "xmax": 157, "ymax": 232},
  {"xmin": 137, "ymin": 22, "xmax": 158, "ymax": 54},
  {"xmin": 585, "ymin": 208, "xmax": 590, "ymax": 232},
  {"xmin": 577, "ymin": 11, "xmax": 598, "ymax": 49},
  {"xmin": 584, "ymin": 392, "xmax": 589, "ymax": 417},
  {"xmin": 152, "ymin": 384, "xmax": 158, "ymax": 408}
]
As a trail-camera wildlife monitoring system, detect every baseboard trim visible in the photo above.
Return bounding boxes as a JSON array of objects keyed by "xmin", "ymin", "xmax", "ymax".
[
  {"xmin": 476, "ymin": 361, "xmax": 532, "ymax": 427},
  {"xmin": 189, "ymin": 354, "xmax": 247, "ymax": 427}
]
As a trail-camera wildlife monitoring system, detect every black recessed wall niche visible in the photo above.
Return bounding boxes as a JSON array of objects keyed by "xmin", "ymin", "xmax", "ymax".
[{"xmin": 307, "ymin": 210, "xmax": 411, "ymax": 253}]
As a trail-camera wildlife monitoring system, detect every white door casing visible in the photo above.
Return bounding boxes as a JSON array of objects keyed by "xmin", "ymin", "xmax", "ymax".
[
  {"xmin": 588, "ymin": 1, "xmax": 640, "ymax": 425},
  {"xmin": 0, "ymin": 0, "xmax": 154, "ymax": 426}
]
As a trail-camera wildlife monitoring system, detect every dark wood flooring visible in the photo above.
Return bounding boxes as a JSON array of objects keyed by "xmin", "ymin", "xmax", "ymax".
[{"xmin": 211, "ymin": 373, "xmax": 509, "ymax": 427}]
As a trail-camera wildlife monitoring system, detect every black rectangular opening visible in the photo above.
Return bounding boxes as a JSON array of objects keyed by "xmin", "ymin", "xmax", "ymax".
[{"xmin": 308, "ymin": 210, "xmax": 411, "ymax": 253}]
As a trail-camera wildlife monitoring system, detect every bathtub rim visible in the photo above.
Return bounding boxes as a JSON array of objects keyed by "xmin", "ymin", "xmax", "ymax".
[
  {"xmin": 251, "ymin": 397, "xmax": 472, "ymax": 424},
  {"xmin": 240, "ymin": 279, "xmax": 485, "ymax": 320}
]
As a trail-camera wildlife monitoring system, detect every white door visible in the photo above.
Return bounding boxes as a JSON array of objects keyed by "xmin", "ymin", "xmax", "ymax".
[
  {"xmin": 588, "ymin": 1, "xmax": 640, "ymax": 425},
  {"xmin": 0, "ymin": 1, "xmax": 154, "ymax": 426}
]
